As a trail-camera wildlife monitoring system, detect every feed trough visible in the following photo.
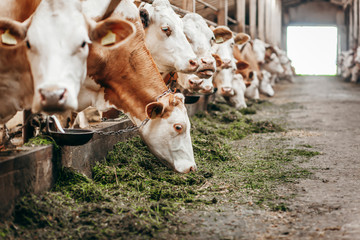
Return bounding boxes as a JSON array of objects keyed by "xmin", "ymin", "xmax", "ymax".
[
  {"xmin": 46, "ymin": 116, "xmax": 94, "ymax": 146},
  {"xmin": 185, "ymin": 95, "xmax": 200, "ymax": 104}
]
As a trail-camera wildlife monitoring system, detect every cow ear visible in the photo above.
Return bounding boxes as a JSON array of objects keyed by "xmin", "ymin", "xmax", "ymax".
[
  {"xmin": 236, "ymin": 60, "xmax": 249, "ymax": 70},
  {"xmin": 139, "ymin": 8, "xmax": 150, "ymax": 28},
  {"xmin": 212, "ymin": 54, "xmax": 223, "ymax": 67},
  {"xmin": 91, "ymin": 18, "xmax": 135, "ymax": 47},
  {"xmin": 234, "ymin": 33, "xmax": 250, "ymax": 45},
  {"xmin": 146, "ymin": 102, "xmax": 164, "ymax": 119},
  {"xmin": 174, "ymin": 93, "xmax": 185, "ymax": 103},
  {"xmin": 0, "ymin": 18, "xmax": 29, "ymax": 49},
  {"xmin": 212, "ymin": 26, "xmax": 233, "ymax": 44}
]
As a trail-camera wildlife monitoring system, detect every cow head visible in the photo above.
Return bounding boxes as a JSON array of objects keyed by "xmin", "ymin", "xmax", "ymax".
[
  {"xmin": 252, "ymin": 39, "xmax": 266, "ymax": 64},
  {"xmin": 141, "ymin": 92, "xmax": 196, "ymax": 173},
  {"xmin": 0, "ymin": 0, "xmax": 135, "ymax": 114},
  {"xmin": 244, "ymin": 71, "xmax": 260, "ymax": 100},
  {"xmin": 264, "ymin": 52, "xmax": 284, "ymax": 75},
  {"xmin": 228, "ymin": 73, "xmax": 247, "ymax": 109},
  {"xmin": 212, "ymin": 32, "xmax": 250, "ymax": 98},
  {"xmin": 182, "ymin": 13, "xmax": 225, "ymax": 79},
  {"xmin": 141, "ymin": 0, "xmax": 198, "ymax": 74},
  {"xmin": 259, "ymin": 70, "xmax": 274, "ymax": 97}
]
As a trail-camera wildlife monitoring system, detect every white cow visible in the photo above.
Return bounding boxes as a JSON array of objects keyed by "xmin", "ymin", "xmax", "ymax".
[
  {"xmin": 274, "ymin": 46, "xmax": 295, "ymax": 82},
  {"xmin": 259, "ymin": 70, "xmax": 274, "ymax": 97},
  {"xmin": 140, "ymin": 0, "xmax": 198, "ymax": 75},
  {"xmin": 252, "ymin": 39, "xmax": 266, "ymax": 64},
  {"xmin": 177, "ymin": 13, "xmax": 233, "ymax": 94}
]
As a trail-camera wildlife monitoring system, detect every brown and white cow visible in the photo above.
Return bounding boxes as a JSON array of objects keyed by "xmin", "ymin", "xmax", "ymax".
[
  {"xmin": 0, "ymin": 0, "xmax": 40, "ymax": 125},
  {"xmin": 79, "ymin": 0, "xmax": 197, "ymax": 173},
  {"xmin": 0, "ymin": 0, "xmax": 95, "ymax": 114},
  {"xmin": 0, "ymin": 0, "xmax": 132, "ymax": 146},
  {"xmin": 211, "ymin": 30, "xmax": 250, "ymax": 108}
]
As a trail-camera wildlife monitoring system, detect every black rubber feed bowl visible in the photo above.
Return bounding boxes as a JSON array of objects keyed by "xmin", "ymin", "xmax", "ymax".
[
  {"xmin": 185, "ymin": 95, "xmax": 200, "ymax": 104},
  {"xmin": 48, "ymin": 129, "xmax": 94, "ymax": 146}
]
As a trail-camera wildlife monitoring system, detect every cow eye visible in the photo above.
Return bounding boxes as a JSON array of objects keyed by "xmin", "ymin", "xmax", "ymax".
[
  {"xmin": 81, "ymin": 41, "xmax": 87, "ymax": 48},
  {"xmin": 161, "ymin": 26, "xmax": 172, "ymax": 37},
  {"xmin": 173, "ymin": 124, "xmax": 183, "ymax": 133},
  {"xmin": 26, "ymin": 41, "xmax": 31, "ymax": 49}
]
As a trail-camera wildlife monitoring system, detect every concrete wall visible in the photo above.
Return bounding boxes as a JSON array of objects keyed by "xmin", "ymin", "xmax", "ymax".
[{"xmin": 282, "ymin": 1, "xmax": 347, "ymax": 52}]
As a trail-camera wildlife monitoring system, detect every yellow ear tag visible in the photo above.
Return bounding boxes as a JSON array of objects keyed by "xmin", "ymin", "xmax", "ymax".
[
  {"xmin": 1, "ymin": 29, "xmax": 17, "ymax": 45},
  {"xmin": 101, "ymin": 30, "xmax": 116, "ymax": 46},
  {"xmin": 215, "ymin": 36, "xmax": 224, "ymax": 44}
]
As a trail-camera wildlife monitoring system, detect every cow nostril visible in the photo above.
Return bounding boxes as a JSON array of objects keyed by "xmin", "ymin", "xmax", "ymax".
[
  {"xmin": 189, "ymin": 166, "xmax": 197, "ymax": 172},
  {"xmin": 189, "ymin": 59, "xmax": 197, "ymax": 67},
  {"xmin": 58, "ymin": 89, "xmax": 66, "ymax": 101},
  {"xmin": 222, "ymin": 87, "xmax": 232, "ymax": 93}
]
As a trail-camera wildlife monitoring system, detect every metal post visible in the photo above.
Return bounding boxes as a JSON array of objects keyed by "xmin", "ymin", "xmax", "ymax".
[{"xmin": 236, "ymin": 0, "xmax": 246, "ymax": 33}]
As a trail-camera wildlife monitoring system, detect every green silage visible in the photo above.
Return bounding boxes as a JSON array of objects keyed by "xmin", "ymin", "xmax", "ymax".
[{"xmin": 0, "ymin": 101, "xmax": 321, "ymax": 239}]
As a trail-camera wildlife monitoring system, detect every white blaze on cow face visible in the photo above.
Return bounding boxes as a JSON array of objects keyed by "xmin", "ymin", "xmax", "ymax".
[
  {"xmin": 142, "ymin": 0, "xmax": 198, "ymax": 74},
  {"xmin": 212, "ymin": 37, "xmax": 237, "ymax": 96},
  {"xmin": 182, "ymin": 13, "xmax": 216, "ymax": 78},
  {"xmin": 252, "ymin": 39, "xmax": 266, "ymax": 64},
  {"xmin": 230, "ymin": 74, "xmax": 247, "ymax": 109},
  {"xmin": 260, "ymin": 70, "xmax": 274, "ymax": 97},
  {"xmin": 25, "ymin": 0, "xmax": 90, "ymax": 113},
  {"xmin": 355, "ymin": 47, "xmax": 360, "ymax": 64},
  {"xmin": 214, "ymin": 68, "xmax": 235, "ymax": 97},
  {"xmin": 141, "ymin": 93, "xmax": 197, "ymax": 173},
  {"xmin": 263, "ymin": 53, "xmax": 284, "ymax": 75},
  {"xmin": 245, "ymin": 71, "xmax": 260, "ymax": 100}
]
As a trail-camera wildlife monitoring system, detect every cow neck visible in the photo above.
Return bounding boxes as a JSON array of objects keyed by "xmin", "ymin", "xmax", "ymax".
[{"xmin": 87, "ymin": 19, "xmax": 168, "ymax": 125}]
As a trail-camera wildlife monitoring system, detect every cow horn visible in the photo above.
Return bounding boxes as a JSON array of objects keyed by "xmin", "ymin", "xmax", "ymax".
[{"xmin": 100, "ymin": 0, "xmax": 123, "ymax": 20}]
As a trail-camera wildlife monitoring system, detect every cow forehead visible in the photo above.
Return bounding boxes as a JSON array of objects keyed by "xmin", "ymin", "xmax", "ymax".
[
  {"xmin": 215, "ymin": 39, "xmax": 235, "ymax": 58},
  {"xmin": 150, "ymin": 4, "xmax": 183, "ymax": 28},
  {"xmin": 183, "ymin": 15, "xmax": 213, "ymax": 41},
  {"xmin": 28, "ymin": 0, "xmax": 88, "ymax": 47}
]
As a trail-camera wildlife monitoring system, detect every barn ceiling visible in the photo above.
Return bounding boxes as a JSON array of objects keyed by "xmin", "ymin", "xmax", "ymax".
[
  {"xmin": 169, "ymin": 0, "xmax": 352, "ymax": 24},
  {"xmin": 169, "ymin": 0, "xmax": 350, "ymax": 20}
]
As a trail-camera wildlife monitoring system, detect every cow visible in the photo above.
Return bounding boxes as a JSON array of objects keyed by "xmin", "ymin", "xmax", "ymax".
[
  {"xmin": 211, "ymin": 30, "xmax": 250, "ymax": 108},
  {"xmin": 79, "ymin": 0, "xmax": 197, "ymax": 173},
  {"xmin": 0, "ymin": 0, "xmax": 130, "ymax": 146},
  {"xmin": 339, "ymin": 49, "xmax": 354, "ymax": 81},
  {"xmin": 0, "ymin": 0, "xmax": 40, "ymax": 128},
  {"xmin": 350, "ymin": 47, "xmax": 360, "ymax": 83},
  {"xmin": 139, "ymin": 0, "xmax": 199, "ymax": 76},
  {"xmin": 252, "ymin": 38, "xmax": 266, "ymax": 64},
  {"xmin": 176, "ymin": 13, "xmax": 233, "ymax": 94},
  {"xmin": 0, "ymin": 0, "xmax": 94, "ymax": 114},
  {"xmin": 231, "ymin": 35, "xmax": 263, "ymax": 100}
]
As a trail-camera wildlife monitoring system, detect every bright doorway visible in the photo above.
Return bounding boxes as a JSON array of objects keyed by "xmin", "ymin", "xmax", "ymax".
[{"xmin": 287, "ymin": 26, "xmax": 338, "ymax": 75}]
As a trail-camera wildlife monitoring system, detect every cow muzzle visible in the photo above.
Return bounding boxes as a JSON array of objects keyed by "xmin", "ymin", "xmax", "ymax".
[
  {"xmin": 197, "ymin": 57, "xmax": 216, "ymax": 78},
  {"xmin": 188, "ymin": 78, "xmax": 203, "ymax": 90},
  {"xmin": 200, "ymin": 85, "xmax": 214, "ymax": 94},
  {"xmin": 221, "ymin": 86, "xmax": 234, "ymax": 96},
  {"xmin": 183, "ymin": 58, "xmax": 199, "ymax": 73},
  {"xmin": 39, "ymin": 87, "xmax": 68, "ymax": 112}
]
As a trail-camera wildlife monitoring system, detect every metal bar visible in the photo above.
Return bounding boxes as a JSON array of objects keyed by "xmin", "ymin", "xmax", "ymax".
[
  {"xmin": 139, "ymin": 0, "xmax": 232, "ymax": 26},
  {"xmin": 196, "ymin": 0, "xmax": 218, "ymax": 11}
]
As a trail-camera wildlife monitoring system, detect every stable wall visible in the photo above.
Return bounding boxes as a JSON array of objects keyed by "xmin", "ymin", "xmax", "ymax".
[{"xmin": 282, "ymin": 1, "xmax": 347, "ymax": 52}]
